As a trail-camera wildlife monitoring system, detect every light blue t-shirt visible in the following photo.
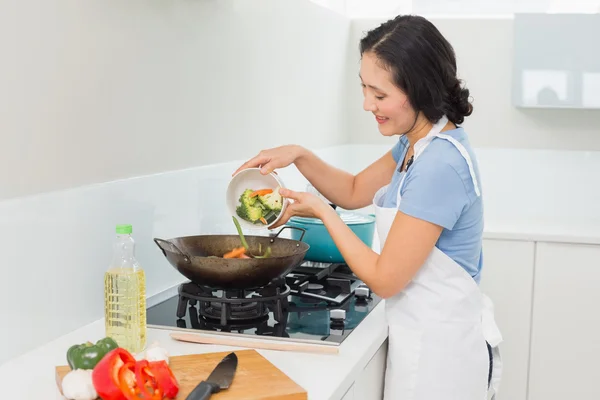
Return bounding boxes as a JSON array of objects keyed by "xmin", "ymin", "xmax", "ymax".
[{"xmin": 382, "ymin": 127, "xmax": 484, "ymax": 283}]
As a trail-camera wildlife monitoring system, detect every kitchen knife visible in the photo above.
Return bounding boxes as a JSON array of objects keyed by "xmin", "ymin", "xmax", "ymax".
[{"xmin": 185, "ymin": 352, "xmax": 238, "ymax": 400}]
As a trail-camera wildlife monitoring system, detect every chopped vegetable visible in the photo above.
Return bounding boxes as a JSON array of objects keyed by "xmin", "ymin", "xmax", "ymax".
[
  {"xmin": 235, "ymin": 187, "xmax": 283, "ymax": 224},
  {"xmin": 254, "ymin": 247, "xmax": 272, "ymax": 258},
  {"xmin": 236, "ymin": 189, "xmax": 264, "ymax": 223},
  {"xmin": 231, "ymin": 216, "xmax": 272, "ymax": 258},
  {"xmin": 90, "ymin": 346, "xmax": 179, "ymax": 400},
  {"xmin": 67, "ymin": 337, "xmax": 119, "ymax": 370},
  {"xmin": 91, "ymin": 347, "xmax": 136, "ymax": 400},
  {"xmin": 149, "ymin": 360, "xmax": 179, "ymax": 398},
  {"xmin": 117, "ymin": 361, "xmax": 139, "ymax": 399},
  {"xmin": 134, "ymin": 360, "xmax": 163, "ymax": 399},
  {"xmin": 232, "ymin": 216, "xmax": 250, "ymax": 250},
  {"xmin": 250, "ymin": 188, "xmax": 273, "ymax": 197},
  {"xmin": 62, "ymin": 369, "xmax": 97, "ymax": 400},
  {"xmin": 223, "ymin": 246, "xmax": 246, "ymax": 259},
  {"xmin": 262, "ymin": 210, "xmax": 278, "ymax": 225},
  {"xmin": 258, "ymin": 187, "xmax": 283, "ymax": 212}
]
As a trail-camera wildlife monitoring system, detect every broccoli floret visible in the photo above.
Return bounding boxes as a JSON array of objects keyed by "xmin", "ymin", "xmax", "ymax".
[
  {"xmin": 239, "ymin": 189, "xmax": 258, "ymax": 208},
  {"xmin": 236, "ymin": 203, "xmax": 263, "ymax": 223},
  {"xmin": 258, "ymin": 187, "xmax": 283, "ymax": 212},
  {"xmin": 236, "ymin": 189, "xmax": 264, "ymax": 223}
]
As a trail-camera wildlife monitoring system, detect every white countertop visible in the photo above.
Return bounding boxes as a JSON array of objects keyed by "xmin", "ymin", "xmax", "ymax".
[
  {"xmin": 0, "ymin": 298, "xmax": 388, "ymax": 400},
  {"xmin": 482, "ymin": 216, "xmax": 600, "ymax": 245}
]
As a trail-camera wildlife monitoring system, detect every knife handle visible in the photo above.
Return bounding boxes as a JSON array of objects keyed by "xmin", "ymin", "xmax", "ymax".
[{"xmin": 185, "ymin": 381, "xmax": 220, "ymax": 400}]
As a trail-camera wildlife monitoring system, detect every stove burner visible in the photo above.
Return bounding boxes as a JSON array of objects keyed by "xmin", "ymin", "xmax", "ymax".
[
  {"xmin": 201, "ymin": 300, "xmax": 268, "ymax": 322},
  {"xmin": 285, "ymin": 262, "xmax": 362, "ymax": 304},
  {"xmin": 176, "ymin": 281, "xmax": 290, "ymax": 327}
]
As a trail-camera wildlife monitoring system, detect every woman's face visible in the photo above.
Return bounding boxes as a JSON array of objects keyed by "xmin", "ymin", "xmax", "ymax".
[{"xmin": 360, "ymin": 52, "xmax": 415, "ymax": 137}]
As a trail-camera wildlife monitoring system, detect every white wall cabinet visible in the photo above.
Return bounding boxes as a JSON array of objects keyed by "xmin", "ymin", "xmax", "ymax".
[
  {"xmin": 528, "ymin": 242, "xmax": 600, "ymax": 400},
  {"xmin": 479, "ymin": 239, "xmax": 535, "ymax": 400}
]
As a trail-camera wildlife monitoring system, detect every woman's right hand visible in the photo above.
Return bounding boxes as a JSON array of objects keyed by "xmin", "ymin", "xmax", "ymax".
[{"xmin": 232, "ymin": 145, "xmax": 305, "ymax": 176}]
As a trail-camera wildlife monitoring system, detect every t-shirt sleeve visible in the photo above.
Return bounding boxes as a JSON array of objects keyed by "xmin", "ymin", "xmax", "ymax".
[
  {"xmin": 398, "ymin": 160, "xmax": 471, "ymax": 230},
  {"xmin": 391, "ymin": 137, "xmax": 406, "ymax": 164}
]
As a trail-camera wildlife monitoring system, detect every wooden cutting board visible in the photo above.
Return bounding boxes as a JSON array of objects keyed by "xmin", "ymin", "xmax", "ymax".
[{"xmin": 55, "ymin": 349, "xmax": 307, "ymax": 399}]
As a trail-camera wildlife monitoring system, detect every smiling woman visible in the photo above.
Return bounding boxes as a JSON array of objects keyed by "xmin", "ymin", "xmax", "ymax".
[{"xmin": 233, "ymin": 14, "xmax": 502, "ymax": 400}]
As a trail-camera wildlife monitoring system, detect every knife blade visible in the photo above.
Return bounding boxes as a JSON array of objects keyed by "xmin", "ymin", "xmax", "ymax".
[{"xmin": 185, "ymin": 352, "xmax": 238, "ymax": 400}]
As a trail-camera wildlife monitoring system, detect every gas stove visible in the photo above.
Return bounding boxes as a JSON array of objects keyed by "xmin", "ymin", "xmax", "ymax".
[{"xmin": 146, "ymin": 261, "xmax": 381, "ymax": 346}]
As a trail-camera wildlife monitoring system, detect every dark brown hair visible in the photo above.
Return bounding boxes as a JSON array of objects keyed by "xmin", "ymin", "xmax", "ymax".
[{"xmin": 360, "ymin": 15, "xmax": 473, "ymax": 125}]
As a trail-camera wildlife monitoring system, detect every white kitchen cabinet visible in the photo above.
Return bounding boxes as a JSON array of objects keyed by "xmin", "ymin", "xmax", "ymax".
[
  {"xmin": 528, "ymin": 242, "xmax": 600, "ymax": 400},
  {"xmin": 336, "ymin": 340, "xmax": 387, "ymax": 400},
  {"xmin": 353, "ymin": 340, "xmax": 387, "ymax": 400},
  {"xmin": 479, "ymin": 239, "xmax": 535, "ymax": 400}
]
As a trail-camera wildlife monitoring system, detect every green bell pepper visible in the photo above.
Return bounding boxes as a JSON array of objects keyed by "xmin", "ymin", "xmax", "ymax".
[{"xmin": 66, "ymin": 337, "xmax": 119, "ymax": 370}]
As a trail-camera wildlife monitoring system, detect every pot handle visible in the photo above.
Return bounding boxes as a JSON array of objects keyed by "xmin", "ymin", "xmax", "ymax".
[
  {"xmin": 153, "ymin": 238, "xmax": 191, "ymax": 264},
  {"xmin": 270, "ymin": 226, "xmax": 306, "ymax": 242}
]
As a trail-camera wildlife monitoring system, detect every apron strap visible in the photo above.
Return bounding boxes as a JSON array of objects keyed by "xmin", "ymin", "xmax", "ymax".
[
  {"xmin": 434, "ymin": 133, "xmax": 481, "ymax": 197},
  {"xmin": 394, "ymin": 116, "xmax": 449, "ymax": 206}
]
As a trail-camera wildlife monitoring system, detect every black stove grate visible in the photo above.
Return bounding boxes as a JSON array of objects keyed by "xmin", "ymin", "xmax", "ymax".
[{"xmin": 176, "ymin": 281, "xmax": 290, "ymax": 327}]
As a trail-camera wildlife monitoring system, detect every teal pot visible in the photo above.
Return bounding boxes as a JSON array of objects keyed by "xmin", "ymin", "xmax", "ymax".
[{"xmin": 285, "ymin": 211, "xmax": 376, "ymax": 263}]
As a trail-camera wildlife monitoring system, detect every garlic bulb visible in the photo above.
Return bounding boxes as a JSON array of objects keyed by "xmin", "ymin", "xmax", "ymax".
[{"xmin": 62, "ymin": 369, "xmax": 97, "ymax": 400}]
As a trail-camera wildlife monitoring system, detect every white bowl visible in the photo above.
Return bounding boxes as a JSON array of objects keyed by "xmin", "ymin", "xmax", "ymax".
[{"xmin": 226, "ymin": 168, "xmax": 288, "ymax": 231}]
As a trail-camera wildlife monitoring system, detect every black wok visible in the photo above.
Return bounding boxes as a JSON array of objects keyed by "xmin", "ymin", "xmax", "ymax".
[{"xmin": 153, "ymin": 226, "xmax": 309, "ymax": 290}]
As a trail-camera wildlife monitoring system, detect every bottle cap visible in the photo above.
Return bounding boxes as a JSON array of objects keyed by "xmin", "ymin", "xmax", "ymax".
[{"xmin": 116, "ymin": 224, "xmax": 132, "ymax": 234}]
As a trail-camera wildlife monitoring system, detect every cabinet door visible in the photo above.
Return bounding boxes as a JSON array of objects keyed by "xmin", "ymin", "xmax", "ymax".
[
  {"xmin": 479, "ymin": 239, "xmax": 535, "ymax": 400},
  {"xmin": 528, "ymin": 242, "xmax": 600, "ymax": 400},
  {"xmin": 353, "ymin": 340, "xmax": 388, "ymax": 400}
]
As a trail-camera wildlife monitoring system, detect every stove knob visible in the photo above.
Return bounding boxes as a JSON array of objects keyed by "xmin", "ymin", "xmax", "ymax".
[
  {"xmin": 330, "ymin": 327, "xmax": 344, "ymax": 336},
  {"xmin": 330, "ymin": 309, "xmax": 346, "ymax": 321},
  {"xmin": 355, "ymin": 287, "xmax": 370, "ymax": 300}
]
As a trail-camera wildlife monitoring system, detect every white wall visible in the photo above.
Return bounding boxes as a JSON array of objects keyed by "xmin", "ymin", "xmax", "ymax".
[
  {"xmin": 0, "ymin": 0, "xmax": 350, "ymax": 364},
  {"xmin": 346, "ymin": 17, "xmax": 600, "ymax": 151},
  {"xmin": 0, "ymin": 0, "xmax": 349, "ymax": 201}
]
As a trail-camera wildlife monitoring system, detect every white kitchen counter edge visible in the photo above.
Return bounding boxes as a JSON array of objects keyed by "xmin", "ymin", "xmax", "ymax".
[
  {"xmin": 482, "ymin": 222, "xmax": 600, "ymax": 245},
  {"xmin": 0, "ymin": 285, "xmax": 388, "ymax": 400},
  {"xmin": 484, "ymin": 230, "xmax": 600, "ymax": 245}
]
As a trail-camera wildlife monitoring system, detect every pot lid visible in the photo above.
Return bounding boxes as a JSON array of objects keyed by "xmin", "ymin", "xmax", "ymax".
[{"xmin": 289, "ymin": 211, "xmax": 375, "ymax": 226}]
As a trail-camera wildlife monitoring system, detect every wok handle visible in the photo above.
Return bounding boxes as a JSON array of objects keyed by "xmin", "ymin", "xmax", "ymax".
[
  {"xmin": 271, "ymin": 226, "xmax": 306, "ymax": 242},
  {"xmin": 153, "ymin": 238, "xmax": 191, "ymax": 263}
]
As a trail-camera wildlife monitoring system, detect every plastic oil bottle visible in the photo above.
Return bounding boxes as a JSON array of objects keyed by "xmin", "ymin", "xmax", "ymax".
[{"xmin": 104, "ymin": 224, "xmax": 147, "ymax": 353}]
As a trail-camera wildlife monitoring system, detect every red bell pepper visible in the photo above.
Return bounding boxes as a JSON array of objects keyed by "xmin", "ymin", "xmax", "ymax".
[
  {"xmin": 135, "ymin": 360, "xmax": 163, "ymax": 399},
  {"xmin": 91, "ymin": 346, "xmax": 178, "ymax": 400},
  {"xmin": 117, "ymin": 361, "xmax": 140, "ymax": 400},
  {"xmin": 149, "ymin": 360, "xmax": 179, "ymax": 399},
  {"xmin": 91, "ymin": 348, "xmax": 136, "ymax": 400}
]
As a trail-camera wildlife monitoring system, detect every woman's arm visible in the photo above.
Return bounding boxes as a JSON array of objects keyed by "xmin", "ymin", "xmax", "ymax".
[
  {"xmin": 294, "ymin": 148, "xmax": 397, "ymax": 210},
  {"xmin": 318, "ymin": 205, "xmax": 442, "ymax": 298},
  {"xmin": 273, "ymin": 187, "xmax": 443, "ymax": 299}
]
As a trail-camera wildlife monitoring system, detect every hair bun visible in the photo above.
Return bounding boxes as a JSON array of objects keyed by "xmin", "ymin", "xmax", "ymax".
[{"xmin": 447, "ymin": 80, "xmax": 473, "ymax": 125}]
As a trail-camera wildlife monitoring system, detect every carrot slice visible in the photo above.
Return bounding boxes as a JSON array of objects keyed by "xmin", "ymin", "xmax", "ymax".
[
  {"xmin": 223, "ymin": 247, "xmax": 246, "ymax": 258},
  {"xmin": 249, "ymin": 189, "xmax": 273, "ymax": 198},
  {"xmin": 260, "ymin": 217, "xmax": 267, "ymax": 225}
]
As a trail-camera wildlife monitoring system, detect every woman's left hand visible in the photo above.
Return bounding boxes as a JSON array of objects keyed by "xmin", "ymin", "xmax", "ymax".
[{"xmin": 269, "ymin": 188, "xmax": 331, "ymax": 229}]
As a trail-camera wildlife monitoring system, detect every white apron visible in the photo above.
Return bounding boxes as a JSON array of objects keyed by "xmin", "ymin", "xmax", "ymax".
[{"xmin": 373, "ymin": 116, "xmax": 503, "ymax": 400}]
